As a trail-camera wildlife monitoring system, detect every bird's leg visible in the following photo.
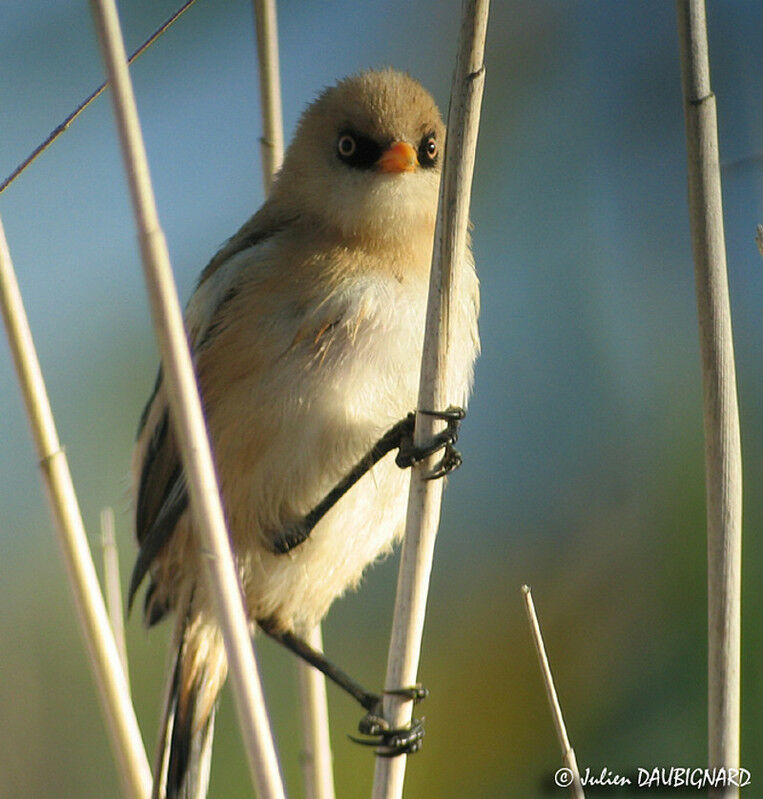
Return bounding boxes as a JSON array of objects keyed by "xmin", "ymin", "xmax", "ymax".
[
  {"xmin": 259, "ymin": 620, "xmax": 427, "ymax": 756},
  {"xmin": 270, "ymin": 407, "xmax": 465, "ymax": 554}
]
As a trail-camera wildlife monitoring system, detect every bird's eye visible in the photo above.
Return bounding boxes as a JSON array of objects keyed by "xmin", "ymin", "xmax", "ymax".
[
  {"xmin": 418, "ymin": 135, "xmax": 438, "ymax": 167},
  {"xmin": 336, "ymin": 130, "xmax": 382, "ymax": 169},
  {"xmin": 337, "ymin": 134, "xmax": 357, "ymax": 158}
]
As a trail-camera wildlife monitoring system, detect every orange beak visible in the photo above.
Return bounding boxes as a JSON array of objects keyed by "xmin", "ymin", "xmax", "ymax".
[{"xmin": 377, "ymin": 141, "xmax": 418, "ymax": 173}]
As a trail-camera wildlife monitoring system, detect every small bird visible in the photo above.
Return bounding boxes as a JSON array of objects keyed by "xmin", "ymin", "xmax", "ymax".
[{"xmin": 130, "ymin": 68, "xmax": 480, "ymax": 798}]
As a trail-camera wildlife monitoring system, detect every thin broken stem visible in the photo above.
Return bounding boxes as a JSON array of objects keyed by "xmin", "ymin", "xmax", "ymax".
[
  {"xmin": 88, "ymin": 1, "xmax": 286, "ymax": 796},
  {"xmin": 0, "ymin": 216, "xmax": 151, "ymax": 799},
  {"xmin": 522, "ymin": 586, "xmax": 585, "ymax": 799}
]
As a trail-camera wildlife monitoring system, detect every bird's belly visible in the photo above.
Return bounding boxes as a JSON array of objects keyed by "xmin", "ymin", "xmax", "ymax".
[
  {"xmin": 204, "ymin": 263, "xmax": 477, "ymax": 631},
  {"xmin": 238, "ymin": 454, "xmax": 411, "ymax": 633},
  {"xmin": 214, "ymin": 287, "xmax": 426, "ymax": 630}
]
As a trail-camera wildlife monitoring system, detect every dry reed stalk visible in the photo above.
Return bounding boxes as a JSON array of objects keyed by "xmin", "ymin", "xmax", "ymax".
[
  {"xmin": 0, "ymin": 216, "xmax": 151, "ymax": 799},
  {"xmin": 253, "ymin": 0, "xmax": 284, "ymax": 195},
  {"xmin": 371, "ymin": 1, "xmax": 489, "ymax": 797},
  {"xmin": 296, "ymin": 626, "xmax": 336, "ymax": 799},
  {"xmin": 522, "ymin": 586, "xmax": 585, "ymax": 799},
  {"xmin": 101, "ymin": 506, "xmax": 130, "ymax": 689},
  {"xmin": 88, "ymin": 1, "xmax": 286, "ymax": 796},
  {"xmin": 251, "ymin": 4, "xmax": 334, "ymax": 793},
  {"xmin": 676, "ymin": 3, "xmax": 742, "ymax": 797}
]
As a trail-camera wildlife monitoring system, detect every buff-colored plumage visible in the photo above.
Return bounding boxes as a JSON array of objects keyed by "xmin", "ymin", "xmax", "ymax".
[{"xmin": 132, "ymin": 69, "xmax": 479, "ymax": 798}]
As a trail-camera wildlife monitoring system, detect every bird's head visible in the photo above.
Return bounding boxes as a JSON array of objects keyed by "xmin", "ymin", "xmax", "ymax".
[{"xmin": 272, "ymin": 69, "xmax": 445, "ymax": 245}]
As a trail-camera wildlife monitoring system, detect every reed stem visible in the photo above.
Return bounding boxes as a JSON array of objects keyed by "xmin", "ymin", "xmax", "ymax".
[
  {"xmin": 88, "ymin": 1, "xmax": 287, "ymax": 795},
  {"xmin": 371, "ymin": 2, "xmax": 489, "ymax": 796},
  {"xmin": 0, "ymin": 216, "xmax": 151, "ymax": 799},
  {"xmin": 676, "ymin": 4, "xmax": 742, "ymax": 796}
]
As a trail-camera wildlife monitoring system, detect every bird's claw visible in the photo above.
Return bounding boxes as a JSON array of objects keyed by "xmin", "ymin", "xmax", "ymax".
[
  {"xmin": 349, "ymin": 686, "xmax": 428, "ymax": 756},
  {"xmin": 350, "ymin": 714, "xmax": 425, "ymax": 757},
  {"xmin": 395, "ymin": 406, "xmax": 465, "ymax": 480},
  {"xmin": 423, "ymin": 444, "xmax": 462, "ymax": 480},
  {"xmin": 384, "ymin": 683, "xmax": 429, "ymax": 702}
]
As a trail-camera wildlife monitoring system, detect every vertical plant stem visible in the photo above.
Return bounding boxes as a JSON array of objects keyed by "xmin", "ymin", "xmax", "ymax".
[
  {"xmin": 0, "ymin": 216, "xmax": 151, "ymax": 799},
  {"xmin": 88, "ymin": 1, "xmax": 286, "ymax": 797},
  {"xmin": 676, "ymin": 4, "xmax": 742, "ymax": 797},
  {"xmin": 296, "ymin": 626, "xmax": 336, "ymax": 799},
  {"xmin": 522, "ymin": 586, "xmax": 585, "ymax": 799},
  {"xmin": 371, "ymin": 2, "xmax": 489, "ymax": 797},
  {"xmin": 251, "ymin": 4, "xmax": 334, "ymax": 794},
  {"xmin": 253, "ymin": 0, "xmax": 284, "ymax": 194},
  {"xmin": 101, "ymin": 506, "xmax": 130, "ymax": 688}
]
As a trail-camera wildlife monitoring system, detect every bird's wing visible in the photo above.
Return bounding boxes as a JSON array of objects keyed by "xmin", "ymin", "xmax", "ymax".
[
  {"xmin": 129, "ymin": 393, "xmax": 187, "ymax": 617},
  {"xmin": 130, "ymin": 204, "xmax": 294, "ymax": 617},
  {"xmin": 196, "ymin": 202, "xmax": 296, "ymax": 288}
]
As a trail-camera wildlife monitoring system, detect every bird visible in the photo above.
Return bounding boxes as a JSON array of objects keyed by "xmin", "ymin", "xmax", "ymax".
[{"xmin": 130, "ymin": 68, "xmax": 480, "ymax": 799}]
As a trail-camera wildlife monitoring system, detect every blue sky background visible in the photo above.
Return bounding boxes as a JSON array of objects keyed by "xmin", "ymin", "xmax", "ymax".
[{"xmin": 0, "ymin": 2, "xmax": 761, "ymax": 797}]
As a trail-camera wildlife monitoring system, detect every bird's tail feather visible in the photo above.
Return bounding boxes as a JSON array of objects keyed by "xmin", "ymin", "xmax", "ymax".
[{"xmin": 152, "ymin": 608, "xmax": 226, "ymax": 799}]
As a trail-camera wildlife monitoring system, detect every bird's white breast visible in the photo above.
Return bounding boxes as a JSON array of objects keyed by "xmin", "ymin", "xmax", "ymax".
[{"xmin": 188, "ymin": 240, "xmax": 479, "ymax": 633}]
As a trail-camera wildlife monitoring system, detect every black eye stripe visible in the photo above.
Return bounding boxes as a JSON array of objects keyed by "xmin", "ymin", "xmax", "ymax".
[
  {"xmin": 336, "ymin": 130, "xmax": 439, "ymax": 171},
  {"xmin": 336, "ymin": 130, "xmax": 382, "ymax": 170}
]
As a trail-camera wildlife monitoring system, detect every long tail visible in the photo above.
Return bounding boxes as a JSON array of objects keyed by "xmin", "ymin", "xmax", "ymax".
[{"xmin": 152, "ymin": 608, "xmax": 227, "ymax": 799}]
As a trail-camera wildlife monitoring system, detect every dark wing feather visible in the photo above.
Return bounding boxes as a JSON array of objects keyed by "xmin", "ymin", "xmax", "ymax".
[
  {"xmin": 130, "ymin": 203, "xmax": 296, "ymax": 618},
  {"xmin": 130, "ymin": 384, "xmax": 189, "ymax": 614},
  {"xmin": 129, "ymin": 464, "xmax": 188, "ymax": 613}
]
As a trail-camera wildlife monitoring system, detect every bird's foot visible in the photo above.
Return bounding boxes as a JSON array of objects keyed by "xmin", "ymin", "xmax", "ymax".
[
  {"xmin": 395, "ymin": 406, "xmax": 465, "ymax": 480},
  {"xmin": 350, "ymin": 685, "xmax": 428, "ymax": 756}
]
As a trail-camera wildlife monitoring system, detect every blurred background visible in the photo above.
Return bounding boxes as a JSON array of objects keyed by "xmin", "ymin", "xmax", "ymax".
[{"xmin": 0, "ymin": 1, "xmax": 760, "ymax": 797}]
